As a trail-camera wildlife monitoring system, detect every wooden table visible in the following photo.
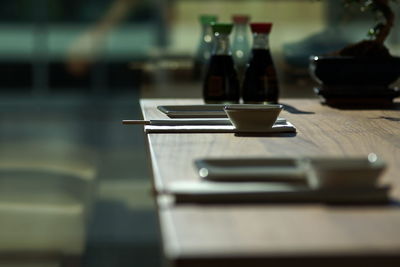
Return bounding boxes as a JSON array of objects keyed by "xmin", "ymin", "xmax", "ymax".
[{"xmin": 140, "ymin": 98, "xmax": 400, "ymax": 267}]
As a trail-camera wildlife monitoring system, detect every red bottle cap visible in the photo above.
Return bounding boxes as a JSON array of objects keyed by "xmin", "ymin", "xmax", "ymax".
[
  {"xmin": 232, "ymin": 15, "xmax": 250, "ymax": 24},
  {"xmin": 250, "ymin": 23, "xmax": 273, "ymax": 34}
]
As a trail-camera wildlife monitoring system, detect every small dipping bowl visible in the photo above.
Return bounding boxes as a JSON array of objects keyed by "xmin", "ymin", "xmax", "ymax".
[
  {"xmin": 303, "ymin": 156, "xmax": 386, "ymax": 189},
  {"xmin": 224, "ymin": 104, "xmax": 283, "ymax": 132}
]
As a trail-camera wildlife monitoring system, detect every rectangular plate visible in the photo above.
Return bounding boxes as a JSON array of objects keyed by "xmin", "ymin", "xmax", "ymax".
[
  {"xmin": 194, "ymin": 158, "xmax": 306, "ymax": 183},
  {"xmin": 157, "ymin": 105, "xmax": 228, "ymax": 118}
]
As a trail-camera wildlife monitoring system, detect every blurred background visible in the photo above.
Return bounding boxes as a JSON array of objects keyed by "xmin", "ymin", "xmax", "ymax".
[{"xmin": 0, "ymin": 1, "xmax": 399, "ymax": 267}]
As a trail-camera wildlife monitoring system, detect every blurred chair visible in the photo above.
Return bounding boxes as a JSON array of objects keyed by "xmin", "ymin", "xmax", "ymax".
[{"xmin": 0, "ymin": 141, "xmax": 97, "ymax": 267}]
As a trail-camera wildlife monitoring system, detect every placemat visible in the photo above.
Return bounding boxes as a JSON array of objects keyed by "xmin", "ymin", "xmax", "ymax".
[{"xmin": 144, "ymin": 121, "xmax": 296, "ymax": 134}]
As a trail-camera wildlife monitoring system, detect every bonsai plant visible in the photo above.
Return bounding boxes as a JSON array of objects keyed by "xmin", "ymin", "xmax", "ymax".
[
  {"xmin": 310, "ymin": 0, "xmax": 400, "ymax": 107},
  {"xmin": 331, "ymin": 0, "xmax": 396, "ymax": 57}
]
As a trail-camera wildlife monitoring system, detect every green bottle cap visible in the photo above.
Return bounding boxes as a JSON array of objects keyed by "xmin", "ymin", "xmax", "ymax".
[
  {"xmin": 199, "ymin": 15, "xmax": 218, "ymax": 25},
  {"xmin": 211, "ymin": 23, "xmax": 233, "ymax": 34}
]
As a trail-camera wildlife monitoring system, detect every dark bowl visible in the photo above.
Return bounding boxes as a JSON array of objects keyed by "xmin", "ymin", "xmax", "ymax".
[{"xmin": 309, "ymin": 56, "xmax": 400, "ymax": 87}]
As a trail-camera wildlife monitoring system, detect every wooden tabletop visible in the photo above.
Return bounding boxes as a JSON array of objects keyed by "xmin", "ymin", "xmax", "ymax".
[{"xmin": 140, "ymin": 98, "xmax": 400, "ymax": 267}]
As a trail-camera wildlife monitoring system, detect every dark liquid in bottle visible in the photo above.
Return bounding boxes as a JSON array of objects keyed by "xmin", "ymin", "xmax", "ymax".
[
  {"xmin": 242, "ymin": 49, "xmax": 279, "ymax": 103},
  {"xmin": 193, "ymin": 59, "xmax": 206, "ymax": 81},
  {"xmin": 203, "ymin": 55, "xmax": 240, "ymax": 103}
]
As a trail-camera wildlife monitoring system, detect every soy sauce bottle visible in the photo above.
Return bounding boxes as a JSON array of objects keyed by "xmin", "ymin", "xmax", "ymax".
[
  {"xmin": 203, "ymin": 23, "xmax": 240, "ymax": 104},
  {"xmin": 231, "ymin": 15, "xmax": 251, "ymax": 83},
  {"xmin": 242, "ymin": 23, "xmax": 279, "ymax": 104},
  {"xmin": 193, "ymin": 15, "xmax": 218, "ymax": 80}
]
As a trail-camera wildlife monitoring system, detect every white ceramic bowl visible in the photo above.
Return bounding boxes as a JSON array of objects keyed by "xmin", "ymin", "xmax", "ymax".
[
  {"xmin": 224, "ymin": 104, "xmax": 283, "ymax": 132},
  {"xmin": 303, "ymin": 157, "xmax": 386, "ymax": 189}
]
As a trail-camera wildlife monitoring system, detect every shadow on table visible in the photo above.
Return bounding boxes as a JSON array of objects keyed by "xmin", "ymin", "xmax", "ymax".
[
  {"xmin": 378, "ymin": 116, "xmax": 400, "ymax": 122},
  {"xmin": 281, "ymin": 103, "xmax": 315, "ymax": 115},
  {"xmin": 235, "ymin": 132, "xmax": 297, "ymax": 138},
  {"xmin": 322, "ymin": 102, "xmax": 400, "ymax": 111}
]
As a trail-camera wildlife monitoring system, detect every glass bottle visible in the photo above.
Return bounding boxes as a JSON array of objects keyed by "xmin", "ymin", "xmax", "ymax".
[
  {"xmin": 193, "ymin": 15, "xmax": 218, "ymax": 80},
  {"xmin": 242, "ymin": 23, "xmax": 279, "ymax": 104},
  {"xmin": 231, "ymin": 15, "xmax": 251, "ymax": 82},
  {"xmin": 203, "ymin": 23, "xmax": 240, "ymax": 104}
]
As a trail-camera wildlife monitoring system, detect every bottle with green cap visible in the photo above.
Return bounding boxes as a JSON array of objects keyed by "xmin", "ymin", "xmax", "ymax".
[
  {"xmin": 193, "ymin": 15, "xmax": 218, "ymax": 80},
  {"xmin": 203, "ymin": 23, "xmax": 240, "ymax": 104}
]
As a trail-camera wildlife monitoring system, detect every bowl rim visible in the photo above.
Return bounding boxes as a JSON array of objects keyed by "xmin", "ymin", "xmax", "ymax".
[{"xmin": 224, "ymin": 104, "xmax": 283, "ymax": 111}]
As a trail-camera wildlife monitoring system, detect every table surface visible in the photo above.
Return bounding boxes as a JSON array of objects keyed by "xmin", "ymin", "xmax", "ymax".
[{"xmin": 140, "ymin": 98, "xmax": 400, "ymax": 267}]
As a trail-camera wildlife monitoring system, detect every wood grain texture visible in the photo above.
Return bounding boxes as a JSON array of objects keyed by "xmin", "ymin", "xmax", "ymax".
[{"xmin": 140, "ymin": 99, "xmax": 400, "ymax": 266}]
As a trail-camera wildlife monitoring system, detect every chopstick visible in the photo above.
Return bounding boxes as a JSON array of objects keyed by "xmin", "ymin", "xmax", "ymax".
[{"xmin": 123, "ymin": 119, "xmax": 233, "ymax": 126}]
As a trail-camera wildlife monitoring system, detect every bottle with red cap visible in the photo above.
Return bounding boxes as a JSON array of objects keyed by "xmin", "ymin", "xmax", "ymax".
[
  {"xmin": 242, "ymin": 23, "xmax": 279, "ymax": 104},
  {"xmin": 203, "ymin": 23, "xmax": 240, "ymax": 104},
  {"xmin": 231, "ymin": 15, "xmax": 251, "ymax": 81}
]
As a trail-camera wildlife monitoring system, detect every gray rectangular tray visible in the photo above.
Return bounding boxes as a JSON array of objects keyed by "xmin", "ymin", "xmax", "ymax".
[
  {"xmin": 195, "ymin": 158, "xmax": 306, "ymax": 183},
  {"xmin": 157, "ymin": 105, "xmax": 227, "ymax": 118}
]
